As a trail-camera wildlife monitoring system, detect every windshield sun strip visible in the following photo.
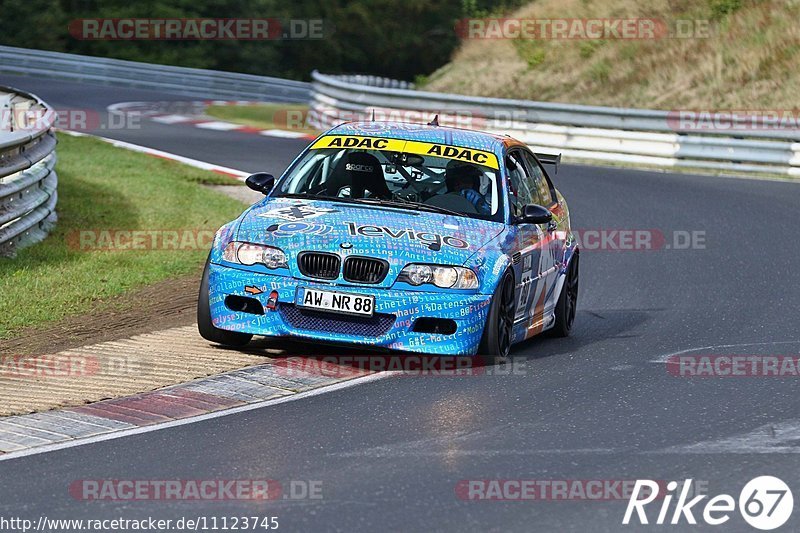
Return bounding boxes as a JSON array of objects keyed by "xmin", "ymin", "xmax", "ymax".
[{"xmin": 308, "ymin": 135, "xmax": 500, "ymax": 170}]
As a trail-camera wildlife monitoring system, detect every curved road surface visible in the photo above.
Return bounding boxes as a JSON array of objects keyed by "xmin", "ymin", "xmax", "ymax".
[{"xmin": 2, "ymin": 74, "xmax": 799, "ymax": 532}]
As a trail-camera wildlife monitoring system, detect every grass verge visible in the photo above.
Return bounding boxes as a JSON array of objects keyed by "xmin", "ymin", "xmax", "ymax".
[
  {"xmin": 205, "ymin": 103, "xmax": 320, "ymax": 135},
  {"xmin": 425, "ymin": 0, "xmax": 800, "ymax": 110},
  {"xmin": 0, "ymin": 134, "xmax": 246, "ymax": 339}
]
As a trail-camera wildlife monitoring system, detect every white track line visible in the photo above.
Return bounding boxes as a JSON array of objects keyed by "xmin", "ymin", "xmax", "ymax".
[
  {"xmin": 194, "ymin": 120, "xmax": 244, "ymax": 131},
  {"xmin": 150, "ymin": 114, "xmax": 197, "ymax": 124},
  {"xmin": 649, "ymin": 340, "xmax": 800, "ymax": 364},
  {"xmin": 648, "ymin": 418, "xmax": 800, "ymax": 454},
  {"xmin": 59, "ymin": 130, "xmax": 249, "ymax": 179},
  {"xmin": 106, "ymin": 101, "xmax": 148, "ymax": 114},
  {"xmin": 259, "ymin": 129, "xmax": 310, "ymax": 138},
  {"xmin": 0, "ymin": 372, "xmax": 392, "ymax": 462}
]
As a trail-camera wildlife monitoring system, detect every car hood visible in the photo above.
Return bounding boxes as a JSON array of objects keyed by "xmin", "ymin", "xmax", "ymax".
[{"xmin": 236, "ymin": 198, "xmax": 504, "ymax": 267}]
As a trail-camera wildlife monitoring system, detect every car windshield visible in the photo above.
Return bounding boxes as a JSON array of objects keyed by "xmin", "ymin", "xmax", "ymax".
[{"xmin": 274, "ymin": 146, "xmax": 504, "ymax": 222}]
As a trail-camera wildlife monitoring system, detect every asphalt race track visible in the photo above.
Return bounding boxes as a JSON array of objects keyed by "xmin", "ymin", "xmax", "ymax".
[{"xmin": 2, "ymin": 73, "xmax": 800, "ymax": 532}]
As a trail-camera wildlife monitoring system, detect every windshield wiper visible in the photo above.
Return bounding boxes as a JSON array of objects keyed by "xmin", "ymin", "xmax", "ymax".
[
  {"xmin": 349, "ymin": 197, "xmax": 464, "ymax": 217},
  {"xmin": 276, "ymin": 193, "xmax": 361, "ymax": 204},
  {"xmin": 278, "ymin": 193, "xmax": 315, "ymax": 198},
  {"xmin": 277, "ymin": 194, "xmax": 466, "ymax": 218}
]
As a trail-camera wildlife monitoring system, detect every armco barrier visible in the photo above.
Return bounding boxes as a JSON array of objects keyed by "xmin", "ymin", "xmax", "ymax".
[
  {"xmin": 0, "ymin": 86, "xmax": 58, "ymax": 256},
  {"xmin": 0, "ymin": 45, "xmax": 311, "ymax": 103},
  {"xmin": 309, "ymin": 71, "xmax": 800, "ymax": 177}
]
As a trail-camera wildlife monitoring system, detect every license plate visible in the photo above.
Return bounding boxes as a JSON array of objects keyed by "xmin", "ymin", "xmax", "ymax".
[{"xmin": 296, "ymin": 287, "xmax": 375, "ymax": 317}]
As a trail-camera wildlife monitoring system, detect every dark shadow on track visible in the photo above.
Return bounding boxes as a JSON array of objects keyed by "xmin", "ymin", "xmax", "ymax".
[{"xmin": 509, "ymin": 308, "xmax": 663, "ymax": 360}]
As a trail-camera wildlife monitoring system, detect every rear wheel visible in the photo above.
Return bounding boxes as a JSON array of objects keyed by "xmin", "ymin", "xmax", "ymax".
[
  {"xmin": 478, "ymin": 270, "xmax": 515, "ymax": 364},
  {"xmin": 197, "ymin": 255, "xmax": 253, "ymax": 347},
  {"xmin": 549, "ymin": 253, "xmax": 579, "ymax": 337}
]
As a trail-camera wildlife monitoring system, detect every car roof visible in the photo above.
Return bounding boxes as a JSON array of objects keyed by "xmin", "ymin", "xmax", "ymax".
[{"xmin": 323, "ymin": 121, "xmax": 528, "ymax": 154}]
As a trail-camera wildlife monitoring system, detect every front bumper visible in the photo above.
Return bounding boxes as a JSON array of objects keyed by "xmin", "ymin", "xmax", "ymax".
[{"xmin": 208, "ymin": 263, "xmax": 492, "ymax": 355}]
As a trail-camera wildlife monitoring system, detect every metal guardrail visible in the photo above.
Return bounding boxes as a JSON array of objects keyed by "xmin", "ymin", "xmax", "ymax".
[
  {"xmin": 0, "ymin": 85, "xmax": 58, "ymax": 257},
  {"xmin": 0, "ymin": 45, "xmax": 311, "ymax": 103},
  {"xmin": 310, "ymin": 71, "xmax": 800, "ymax": 177},
  {"xmin": 327, "ymin": 75, "xmax": 415, "ymax": 90}
]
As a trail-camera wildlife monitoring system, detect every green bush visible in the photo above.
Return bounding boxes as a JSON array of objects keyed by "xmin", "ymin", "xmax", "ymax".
[
  {"xmin": 0, "ymin": 0, "xmax": 528, "ymax": 81},
  {"xmin": 710, "ymin": 0, "xmax": 743, "ymax": 19}
]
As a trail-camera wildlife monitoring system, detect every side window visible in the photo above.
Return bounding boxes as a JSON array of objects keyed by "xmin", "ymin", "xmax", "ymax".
[
  {"xmin": 521, "ymin": 151, "xmax": 553, "ymax": 206},
  {"xmin": 505, "ymin": 150, "xmax": 537, "ymax": 217}
]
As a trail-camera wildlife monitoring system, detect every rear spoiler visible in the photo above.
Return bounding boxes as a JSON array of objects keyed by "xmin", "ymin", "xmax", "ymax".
[{"xmin": 535, "ymin": 152, "xmax": 561, "ymax": 173}]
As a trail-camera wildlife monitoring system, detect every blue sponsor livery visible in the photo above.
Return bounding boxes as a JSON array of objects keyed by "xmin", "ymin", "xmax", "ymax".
[{"xmin": 199, "ymin": 121, "xmax": 579, "ymax": 357}]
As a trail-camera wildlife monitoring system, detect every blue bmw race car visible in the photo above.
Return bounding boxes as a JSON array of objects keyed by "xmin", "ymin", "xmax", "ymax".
[{"xmin": 198, "ymin": 121, "xmax": 579, "ymax": 358}]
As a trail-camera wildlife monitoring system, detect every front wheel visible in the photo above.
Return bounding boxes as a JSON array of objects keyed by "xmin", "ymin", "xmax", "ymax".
[
  {"xmin": 478, "ymin": 270, "xmax": 516, "ymax": 364},
  {"xmin": 548, "ymin": 253, "xmax": 579, "ymax": 337},
  {"xmin": 197, "ymin": 255, "xmax": 253, "ymax": 347}
]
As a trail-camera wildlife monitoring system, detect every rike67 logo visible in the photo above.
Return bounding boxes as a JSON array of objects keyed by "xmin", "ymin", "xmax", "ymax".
[{"xmin": 623, "ymin": 477, "xmax": 793, "ymax": 530}]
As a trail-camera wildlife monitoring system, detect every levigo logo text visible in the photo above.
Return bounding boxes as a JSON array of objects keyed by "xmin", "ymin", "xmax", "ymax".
[
  {"xmin": 623, "ymin": 477, "xmax": 793, "ymax": 530},
  {"xmin": 345, "ymin": 222, "xmax": 469, "ymax": 250}
]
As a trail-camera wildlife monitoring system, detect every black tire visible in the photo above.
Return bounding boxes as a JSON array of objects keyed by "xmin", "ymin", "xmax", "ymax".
[
  {"xmin": 549, "ymin": 252, "xmax": 579, "ymax": 337},
  {"xmin": 197, "ymin": 255, "xmax": 253, "ymax": 347},
  {"xmin": 478, "ymin": 270, "xmax": 516, "ymax": 364}
]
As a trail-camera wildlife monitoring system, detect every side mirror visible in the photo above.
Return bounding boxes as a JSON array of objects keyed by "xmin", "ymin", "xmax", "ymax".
[
  {"xmin": 245, "ymin": 173, "xmax": 275, "ymax": 195},
  {"xmin": 517, "ymin": 204, "xmax": 553, "ymax": 225}
]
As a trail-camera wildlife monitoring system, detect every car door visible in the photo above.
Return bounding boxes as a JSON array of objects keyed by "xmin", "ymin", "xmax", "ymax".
[
  {"xmin": 520, "ymin": 150, "xmax": 563, "ymax": 313},
  {"xmin": 505, "ymin": 149, "xmax": 556, "ymax": 332}
]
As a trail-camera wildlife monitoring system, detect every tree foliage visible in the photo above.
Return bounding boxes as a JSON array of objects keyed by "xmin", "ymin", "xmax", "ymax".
[{"xmin": 0, "ymin": 0, "xmax": 526, "ymax": 80}]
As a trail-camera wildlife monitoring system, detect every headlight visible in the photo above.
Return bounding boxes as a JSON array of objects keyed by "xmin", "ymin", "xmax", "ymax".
[
  {"xmin": 223, "ymin": 241, "xmax": 287, "ymax": 269},
  {"xmin": 433, "ymin": 267, "xmax": 458, "ymax": 288},
  {"xmin": 262, "ymin": 247, "xmax": 287, "ymax": 269},
  {"xmin": 398, "ymin": 264, "xmax": 478, "ymax": 289},
  {"xmin": 236, "ymin": 243, "xmax": 267, "ymax": 266},
  {"xmin": 402, "ymin": 264, "xmax": 433, "ymax": 285}
]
